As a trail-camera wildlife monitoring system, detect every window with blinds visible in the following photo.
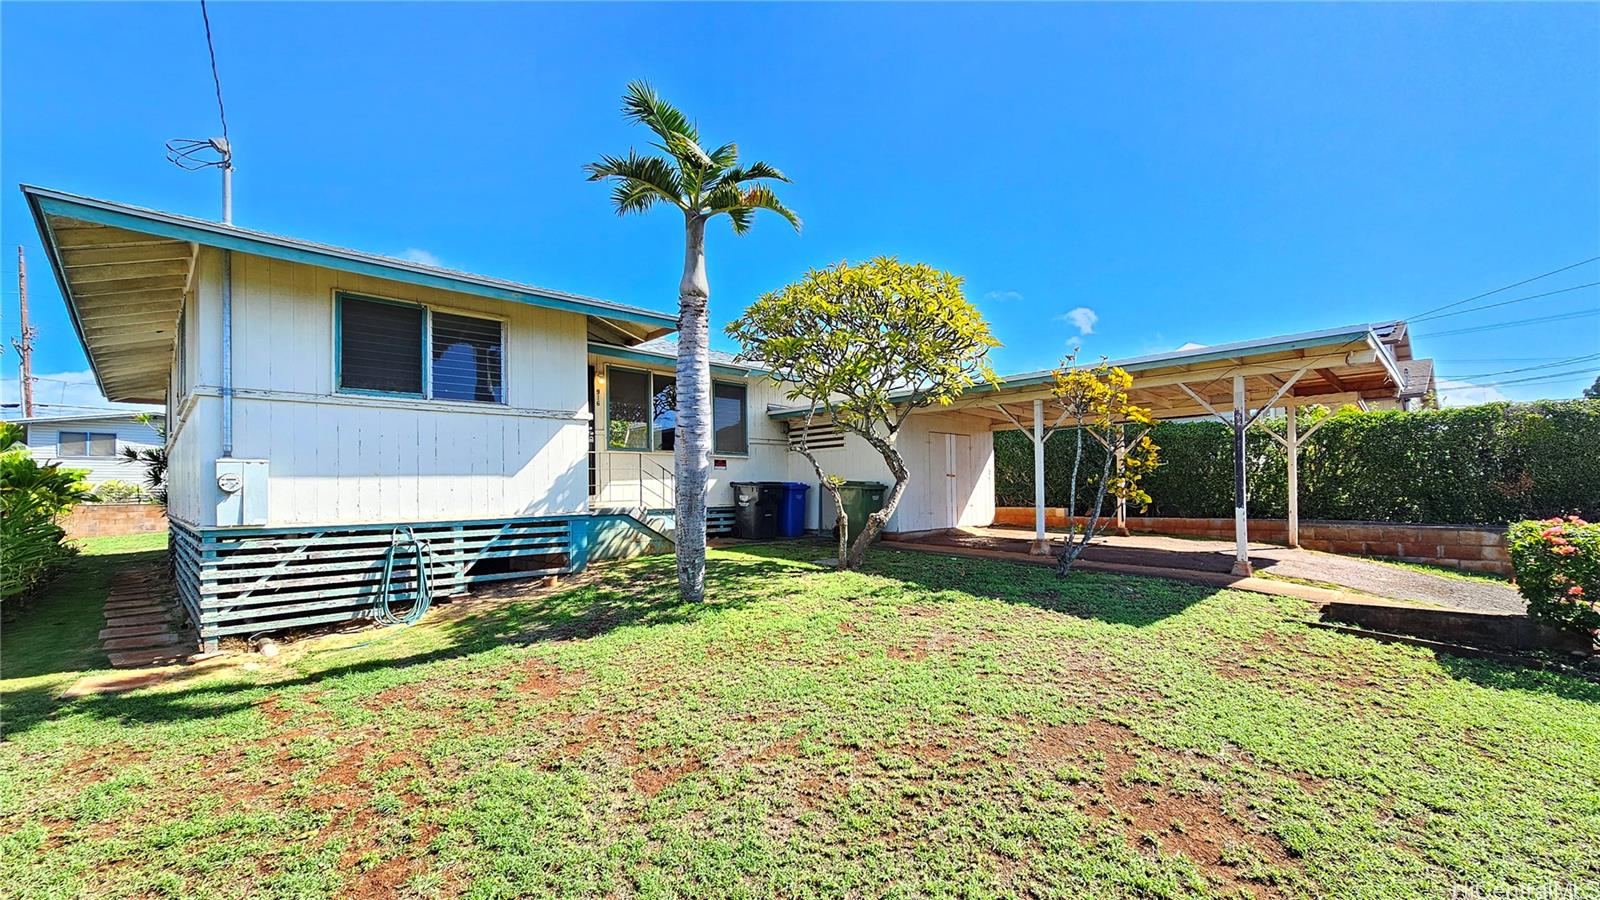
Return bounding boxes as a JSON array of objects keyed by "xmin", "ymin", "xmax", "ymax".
[
  {"xmin": 337, "ymin": 294, "xmax": 505, "ymax": 404},
  {"xmin": 431, "ymin": 312, "xmax": 504, "ymax": 403},
  {"xmin": 59, "ymin": 431, "xmax": 117, "ymax": 457},
  {"xmin": 339, "ymin": 296, "xmax": 424, "ymax": 395},
  {"xmin": 713, "ymin": 382, "xmax": 748, "ymax": 454},
  {"xmin": 605, "ymin": 370, "xmax": 749, "ymax": 455}
]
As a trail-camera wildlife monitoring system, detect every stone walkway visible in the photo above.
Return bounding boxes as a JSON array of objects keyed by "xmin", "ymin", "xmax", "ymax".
[{"xmin": 98, "ymin": 565, "xmax": 194, "ymax": 668}]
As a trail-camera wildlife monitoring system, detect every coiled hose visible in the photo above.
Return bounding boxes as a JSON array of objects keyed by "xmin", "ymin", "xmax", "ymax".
[{"xmin": 374, "ymin": 526, "xmax": 433, "ymax": 626}]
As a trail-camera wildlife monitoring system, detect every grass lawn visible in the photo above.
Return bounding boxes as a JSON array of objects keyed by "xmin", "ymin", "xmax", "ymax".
[{"xmin": 2, "ymin": 540, "xmax": 1597, "ymax": 899}]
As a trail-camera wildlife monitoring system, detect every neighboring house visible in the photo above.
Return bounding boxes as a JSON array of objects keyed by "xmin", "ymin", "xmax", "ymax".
[
  {"xmin": 12, "ymin": 412, "xmax": 163, "ymax": 487},
  {"xmin": 26, "ymin": 184, "xmax": 1417, "ymax": 650}
]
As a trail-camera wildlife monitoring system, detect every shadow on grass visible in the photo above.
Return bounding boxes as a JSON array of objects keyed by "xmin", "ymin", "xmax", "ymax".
[
  {"xmin": 0, "ymin": 553, "xmax": 803, "ymax": 738},
  {"xmin": 733, "ymin": 540, "xmax": 1217, "ymax": 628}
]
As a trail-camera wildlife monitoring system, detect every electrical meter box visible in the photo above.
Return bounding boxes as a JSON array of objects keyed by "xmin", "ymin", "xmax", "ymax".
[{"xmin": 215, "ymin": 458, "xmax": 268, "ymax": 527}]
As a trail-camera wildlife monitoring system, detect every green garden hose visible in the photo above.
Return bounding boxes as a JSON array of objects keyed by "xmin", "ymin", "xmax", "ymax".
[{"xmin": 374, "ymin": 526, "xmax": 433, "ymax": 626}]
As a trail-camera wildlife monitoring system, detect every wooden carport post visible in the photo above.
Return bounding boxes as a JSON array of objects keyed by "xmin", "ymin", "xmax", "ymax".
[
  {"xmin": 1114, "ymin": 425, "xmax": 1130, "ymax": 537},
  {"xmin": 994, "ymin": 399, "xmax": 1061, "ymax": 556},
  {"xmin": 1031, "ymin": 399, "xmax": 1050, "ymax": 555},
  {"xmin": 1286, "ymin": 406, "xmax": 1299, "ymax": 549},
  {"xmin": 1230, "ymin": 374, "xmax": 1251, "ymax": 576}
]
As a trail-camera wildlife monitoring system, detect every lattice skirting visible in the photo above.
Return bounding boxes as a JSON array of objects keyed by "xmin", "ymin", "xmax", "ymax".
[{"xmin": 171, "ymin": 515, "xmax": 588, "ymax": 650}]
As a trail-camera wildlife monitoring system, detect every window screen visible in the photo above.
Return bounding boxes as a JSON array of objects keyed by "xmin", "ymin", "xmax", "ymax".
[
  {"xmin": 58, "ymin": 432, "xmax": 116, "ymax": 457},
  {"xmin": 607, "ymin": 368, "xmax": 650, "ymax": 450},
  {"xmin": 713, "ymin": 383, "xmax": 748, "ymax": 454},
  {"xmin": 652, "ymin": 375, "xmax": 677, "ymax": 452},
  {"xmin": 431, "ymin": 312, "xmax": 504, "ymax": 403},
  {"xmin": 339, "ymin": 296, "xmax": 423, "ymax": 394}
]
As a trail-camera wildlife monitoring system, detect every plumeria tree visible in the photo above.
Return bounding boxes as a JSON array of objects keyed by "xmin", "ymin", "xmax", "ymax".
[
  {"xmin": 1049, "ymin": 358, "xmax": 1160, "ymax": 575},
  {"xmin": 728, "ymin": 258, "xmax": 999, "ymax": 569},
  {"xmin": 586, "ymin": 81, "xmax": 799, "ymax": 603}
]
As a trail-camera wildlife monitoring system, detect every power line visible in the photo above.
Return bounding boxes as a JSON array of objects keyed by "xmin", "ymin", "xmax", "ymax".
[
  {"xmin": 200, "ymin": 0, "xmax": 229, "ymax": 144},
  {"xmin": 1467, "ymin": 367, "xmax": 1600, "ymax": 390},
  {"xmin": 1411, "ymin": 281, "xmax": 1600, "ymax": 323},
  {"xmin": 1439, "ymin": 352, "xmax": 1600, "ymax": 381},
  {"xmin": 1416, "ymin": 308, "xmax": 1600, "ymax": 338},
  {"xmin": 1406, "ymin": 256, "xmax": 1600, "ymax": 321}
]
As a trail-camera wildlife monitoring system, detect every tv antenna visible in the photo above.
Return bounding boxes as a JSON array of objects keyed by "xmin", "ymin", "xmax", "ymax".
[
  {"xmin": 166, "ymin": 137, "xmax": 233, "ymax": 224},
  {"xmin": 166, "ymin": 0, "xmax": 233, "ymax": 224}
]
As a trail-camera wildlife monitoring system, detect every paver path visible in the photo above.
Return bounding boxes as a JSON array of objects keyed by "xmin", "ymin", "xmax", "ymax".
[
  {"xmin": 926, "ymin": 528, "xmax": 1525, "ymax": 614},
  {"xmin": 98, "ymin": 565, "xmax": 192, "ymax": 668}
]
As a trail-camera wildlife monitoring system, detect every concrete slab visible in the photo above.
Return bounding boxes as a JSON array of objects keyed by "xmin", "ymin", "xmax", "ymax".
[
  {"xmin": 102, "ymin": 613, "xmax": 171, "ymax": 628},
  {"xmin": 100, "ymin": 623, "xmax": 168, "ymax": 640},
  {"xmin": 103, "ymin": 633, "xmax": 182, "ymax": 652}
]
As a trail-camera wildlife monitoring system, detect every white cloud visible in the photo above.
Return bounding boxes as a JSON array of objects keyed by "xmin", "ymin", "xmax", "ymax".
[
  {"xmin": 984, "ymin": 289, "xmax": 1023, "ymax": 303},
  {"xmin": 1435, "ymin": 378, "xmax": 1508, "ymax": 408},
  {"xmin": 1, "ymin": 370, "xmax": 161, "ymax": 419},
  {"xmin": 1055, "ymin": 306, "xmax": 1098, "ymax": 336},
  {"xmin": 1176, "ymin": 341, "xmax": 1207, "ymax": 351},
  {"xmin": 398, "ymin": 247, "xmax": 443, "ymax": 268}
]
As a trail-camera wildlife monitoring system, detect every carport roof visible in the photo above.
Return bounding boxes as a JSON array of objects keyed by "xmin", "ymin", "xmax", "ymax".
[{"xmin": 768, "ymin": 320, "xmax": 1423, "ymax": 422}]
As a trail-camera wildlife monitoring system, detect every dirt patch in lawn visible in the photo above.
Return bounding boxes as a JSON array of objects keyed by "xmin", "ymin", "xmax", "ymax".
[{"xmin": 1029, "ymin": 719, "xmax": 1301, "ymax": 898}]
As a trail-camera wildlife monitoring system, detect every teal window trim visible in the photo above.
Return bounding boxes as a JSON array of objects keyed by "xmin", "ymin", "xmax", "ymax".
[
  {"xmin": 605, "ymin": 365, "xmax": 653, "ymax": 451},
  {"xmin": 335, "ymin": 291, "xmax": 506, "ymax": 404},
  {"xmin": 605, "ymin": 364, "xmax": 751, "ymax": 457},
  {"xmin": 712, "ymin": 379, "xmax": 750, "ymax": 456}
]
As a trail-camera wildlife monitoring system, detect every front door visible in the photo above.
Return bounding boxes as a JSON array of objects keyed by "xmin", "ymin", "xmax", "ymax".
[{"xmin": 587, "ymin": 366, "xmax": 597, "ymax": 498}]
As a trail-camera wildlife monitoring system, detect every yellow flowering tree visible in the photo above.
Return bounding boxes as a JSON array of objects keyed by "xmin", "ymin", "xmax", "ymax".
[{"xmin": 1049, "ymin": 357, "xmax": 1160, "ymax": 575}]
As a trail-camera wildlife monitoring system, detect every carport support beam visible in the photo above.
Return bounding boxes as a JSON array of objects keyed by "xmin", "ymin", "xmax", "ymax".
[
  {"xmin": 1286, "ymin": 405, "xmax": 1300, "ymax": 549},
  {"xmin": 1115, "ymin": 425, "xmax": 1129, "ymax": 536},
  {"xmin": 1030, "ymin": 399, "xmax": 1051, "ymax": 556},
  {"xmin": 1231, "ymin": 374, "xmax": 1252, "ymax": 576}
]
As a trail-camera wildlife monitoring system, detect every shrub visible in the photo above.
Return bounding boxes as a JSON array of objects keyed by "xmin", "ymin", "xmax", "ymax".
[
  {"xmin": 1, "ymin": 424, "xmax": 93, "ymax": 601},
  {"xmin": 1507, "ymin": 517, "xmax": 1600, "ymax": 643},
  {"xmin": 93, "ymin": 480, "xmax": 152, "ymax": 503},
  {"xmin": 995, "ymin": 401, "xmax": 1600, "ymax": 524}
]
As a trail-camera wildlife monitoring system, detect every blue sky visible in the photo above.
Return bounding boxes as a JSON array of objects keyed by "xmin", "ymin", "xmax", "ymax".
[{"xmin": 3, "ymin": 2, "xmax": 1597, "ymax": 415}]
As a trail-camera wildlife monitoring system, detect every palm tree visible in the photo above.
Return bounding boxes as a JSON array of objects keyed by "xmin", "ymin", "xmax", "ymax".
[{"xmin": 586, "ymin": 81, "xmax": 799, "ymax": 603}]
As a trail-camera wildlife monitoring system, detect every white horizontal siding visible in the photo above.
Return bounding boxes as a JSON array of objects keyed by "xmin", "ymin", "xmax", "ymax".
[
  {"xmin": 175, "ymin": 250, "xmax": 590, "ymax": 528},
  {"xmin": 25, "ymin": 417, "xmax": 163, "ymax": 487}
]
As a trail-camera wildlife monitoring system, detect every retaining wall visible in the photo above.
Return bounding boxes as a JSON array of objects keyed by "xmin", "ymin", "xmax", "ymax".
[
  {"xmin": 62, "ymin": 503, "xmax": 169, "ymax": 539},
  {"xmin": 991, "ymin": 507, "xmax": 1510, "ymax": 576}
]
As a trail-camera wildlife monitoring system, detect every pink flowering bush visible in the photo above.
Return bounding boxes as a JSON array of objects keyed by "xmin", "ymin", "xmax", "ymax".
[{"xmin": 1507, "ymin": 516, "xmax": 1600, "ymax": 643}]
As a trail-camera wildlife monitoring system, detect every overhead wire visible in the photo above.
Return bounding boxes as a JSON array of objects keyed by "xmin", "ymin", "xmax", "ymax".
[{"xmin": 1405, "ymin": 256, "xmax": 1600, "ymax": 321}]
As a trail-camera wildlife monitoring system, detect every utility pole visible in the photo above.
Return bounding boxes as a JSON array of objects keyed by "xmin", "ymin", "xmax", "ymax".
[{"xmin": 11, "ymin": 245, "xmax": 35, "ymax": 418}]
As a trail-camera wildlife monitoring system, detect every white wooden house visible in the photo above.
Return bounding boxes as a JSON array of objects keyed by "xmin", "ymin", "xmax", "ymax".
[
  {"xmin": 12, "ymin": 412, "xmax": 164, "ymax": 487},
  {"xmin": 25, "ymin": 186, "xmax": 994, "ymax": 649},
  {"xmin": 26, "ymin": 185, "xmax": 1418, "ymax": 651}
]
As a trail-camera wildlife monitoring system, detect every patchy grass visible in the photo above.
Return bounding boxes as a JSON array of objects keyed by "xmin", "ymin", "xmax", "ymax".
[{"xmin": 2, "ymin": 541, "xmax": 1596, "ymax": 899}]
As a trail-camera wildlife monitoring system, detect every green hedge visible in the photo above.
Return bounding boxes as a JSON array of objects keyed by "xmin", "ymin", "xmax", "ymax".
[{"xmin": 994, "ymin": 401, "xmax": 1600, "ymax": 525}]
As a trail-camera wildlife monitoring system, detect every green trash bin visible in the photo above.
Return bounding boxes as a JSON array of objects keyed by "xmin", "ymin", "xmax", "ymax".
[{"xmin": 820, "ymin": 481, "xmax": 888, "ymax": 546}]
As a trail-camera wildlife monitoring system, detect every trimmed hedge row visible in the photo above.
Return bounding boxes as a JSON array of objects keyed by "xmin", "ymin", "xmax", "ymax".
[{"xmin": 994, "ymin": 401, "xmax": 1600, "ymax": 526}]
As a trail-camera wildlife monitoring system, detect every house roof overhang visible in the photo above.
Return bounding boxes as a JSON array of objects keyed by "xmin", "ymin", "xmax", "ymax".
[
  {"xmin": 23, "ymin": 185, "xmax": 680, "ymax": 404},
  {"xmin": 767, "ymin": 321, "xmax": 1420, "ymax": 425}
]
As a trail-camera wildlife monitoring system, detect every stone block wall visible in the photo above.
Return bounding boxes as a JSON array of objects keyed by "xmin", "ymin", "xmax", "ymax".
[
  {"xmin": 61, "ymin": 504, "xmax": 169, "ymax": 539},
  {"xmin": 991, "ymin": 508, "xmax": 1510, "ymax": 576}
]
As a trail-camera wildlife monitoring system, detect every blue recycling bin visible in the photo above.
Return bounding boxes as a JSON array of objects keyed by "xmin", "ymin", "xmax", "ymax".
[{"xmin": 777, "ymin": 482, "xmax": 811, "ymax": 537}]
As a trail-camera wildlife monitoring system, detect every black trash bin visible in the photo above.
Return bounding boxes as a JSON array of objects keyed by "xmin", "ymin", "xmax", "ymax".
[{"xmin": 731, "ymin": 482, "xmax": 782, "ymax": 540}]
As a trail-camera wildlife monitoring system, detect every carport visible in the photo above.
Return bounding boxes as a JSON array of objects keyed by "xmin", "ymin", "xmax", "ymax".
[{"xmin": 944, "ymin": 322, "xmax": 1428, "ymax": 575}]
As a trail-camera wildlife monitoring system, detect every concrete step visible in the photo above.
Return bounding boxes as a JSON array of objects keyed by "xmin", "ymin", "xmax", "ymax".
[
  {"xmin": 100, "ymin": 623, "xmax": 169, "ymax": 640},
  {"xmin": 102, "ymin": 612, "xmax": 172, "ymax": 628},
  {"xmin": 103, "ymin": 633, "xmax": 181, "ymax": 652},
  {"xmin": 108, "ymin": 648, "xmax": 185, "ymax": 668}
]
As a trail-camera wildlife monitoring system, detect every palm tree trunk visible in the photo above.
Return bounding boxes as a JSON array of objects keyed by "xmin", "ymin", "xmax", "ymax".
[{"xmin": 675, "ymin": 214, "xmax": 712, "ymax": 602}]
